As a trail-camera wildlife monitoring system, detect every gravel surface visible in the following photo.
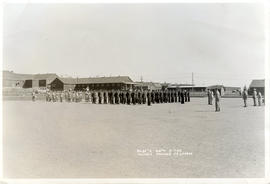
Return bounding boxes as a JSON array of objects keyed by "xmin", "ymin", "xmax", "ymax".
[{"xmin": 3, "ymin": 98, "xmax": 265, "ymax": 178}]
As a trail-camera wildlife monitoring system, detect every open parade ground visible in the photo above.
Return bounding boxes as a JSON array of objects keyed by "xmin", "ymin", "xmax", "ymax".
[{"xmin": 3, "ymin": 98, "xmax": 265, "ymax": 178}]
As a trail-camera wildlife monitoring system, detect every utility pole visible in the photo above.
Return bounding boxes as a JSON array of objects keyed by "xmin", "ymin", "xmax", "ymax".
[{"xmin": 140, "ymin": 76, "xmax": 143, "ymax": 82}]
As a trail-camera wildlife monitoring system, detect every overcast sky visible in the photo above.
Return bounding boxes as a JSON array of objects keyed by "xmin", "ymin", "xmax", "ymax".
[{"xmin": 3, "ymin": 3, "xmax": 265, "ymax": 87}]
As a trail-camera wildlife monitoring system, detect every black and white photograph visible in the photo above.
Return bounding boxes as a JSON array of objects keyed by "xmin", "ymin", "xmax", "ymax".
[{"xmin": 1, "ymin": 1, "xmax": 269, "ymax": 183}]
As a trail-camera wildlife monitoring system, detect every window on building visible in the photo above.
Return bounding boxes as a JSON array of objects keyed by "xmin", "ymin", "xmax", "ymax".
[{"xmin": 39, "ymin": 80, "xmax": 46, "ymax": 87}]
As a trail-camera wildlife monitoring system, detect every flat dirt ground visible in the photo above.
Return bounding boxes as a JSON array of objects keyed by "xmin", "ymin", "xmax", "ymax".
[{"xmin": 3, "ymin": 98, "xmax": 265, "ymax": 178}]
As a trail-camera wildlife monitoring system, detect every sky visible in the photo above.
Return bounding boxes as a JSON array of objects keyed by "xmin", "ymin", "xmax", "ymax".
[{"xmin": 3, "ymin": 3, "xmax": 265, "ymax": 87}]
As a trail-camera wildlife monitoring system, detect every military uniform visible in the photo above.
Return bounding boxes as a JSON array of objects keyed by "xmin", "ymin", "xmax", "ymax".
[
  {"xmin": 147, "ymin": 91, "xmax": 151, "ymax": 106},
  {"xmin": 127, "ymin": 91, "xmax": 131, "ymax": 105},
  {"xmin": 187, "ymin": 91, "xmax": 190, "ymax": 102},
  {"xmin": 214, "ymin": 90, "xmax": 221, "ymax": 111},
  {"xmin": 98, "ymin": 91, "xmax": 102, "ymax": 104},
  {"xmin": 184, "ymin": 90, "xmax": 187, "ymax": 102},
  {"xmin": 177, "ymin": 90, "xmax": 181, "ymax": 103},
  {"xmin": 207, "ymin": 89, "xmax": 211, "ymax": 105},
  {"xmin": 103, "ymin": 91, "xmax": 108, "ymax": 104},
  {"xmin": 60, "ymin": 92, "xmax": 64, "ymax": 102},
  {"xmin": 180, "ymin": 91, "xmax": 185, "ymax": 104},
  {"xmin": 258, "ymin": 92, "xmax": 262, "ymax": 106},
  {"xmin": 131, "ymin": 91, "xmax": 135, "ymax": 105},
  {"xmin": 252, "ymin": 89, "xmax": 257, "ymax": 106},
  {"xmin": 242, "ymin": 89, "xmax": 248, "ymax": 107},
  {"xmin": 215, "ymin": 89, "xmax": 221, "ymax": 112}
]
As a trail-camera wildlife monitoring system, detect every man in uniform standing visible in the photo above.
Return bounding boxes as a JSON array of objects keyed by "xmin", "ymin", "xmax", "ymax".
[
  {"xmin": 258, "ymin": 91, "xmax": 262, "ymax": 106},
  {"xmin": 252, "ymin": 88, "xmax": 258, "ymax": 106},
  {"xmin": 127, "ymin": 90, "xmax": 131, "ymax": 105},
  {"xmin": 184, "ymin": 90, "xmax": 187, "ymax": 102},
  {"xmin": 177, "ymin": 90, "xmax": 181, "ymax": 103},
  {"xmin": 215, "ymin": 89, "xmax": 221, "ymax": 112},
  {"xmin": 151, "ymin": 90, "xmax": 155, "ymax": 104},
  {"xmin": 131, "ymin": 90, "xmax": 135, "ymax": 105},
  {"xmin": 242, "ymin": 87, "xmax": 248, "ymax": 107},
  {"xmin": 187, "ymin": 90, "xmax": 190, "ymax": 102},
  {"xmin": 85, "ymin": 88, "xmax": 90, "ymax": 102},
  {"xmin": 60, "ymin": 91, "xmax": 64, "ymax": 102},
  {"xmin": 67, "ymin": 89, "xmax": 72, "ymax": 102},
  {"xmin": 180, "ymin": 90, "xmax": 185, "ymax": 104},
  {"xmin": 98, "ymin": 90, "xmax": 102, "ymax": 104},
  {"xmin": 207, "ymin": 89, "xmax": 211, "ymax": 105},
  {"xmin": 103, "ymin": 90, "xmax": 108, "ymax": 104},
  {"xmin": 147, "ymin": 90, "xmax": 151, "ymax": 106}
]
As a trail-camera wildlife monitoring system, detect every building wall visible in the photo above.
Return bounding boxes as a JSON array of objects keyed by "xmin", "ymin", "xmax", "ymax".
[
  {"xmin": 3, "ymin": 79, "xmax": 25, "ymax": 87},
  {"xmin": 75, "ymin": 83, "xmax": 133, "ymax": 91}
]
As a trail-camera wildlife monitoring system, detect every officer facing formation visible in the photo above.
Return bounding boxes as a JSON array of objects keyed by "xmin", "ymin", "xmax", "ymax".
[{"xmin": 242, "ymin": 87, "xmax": 248, "ymax": 107}]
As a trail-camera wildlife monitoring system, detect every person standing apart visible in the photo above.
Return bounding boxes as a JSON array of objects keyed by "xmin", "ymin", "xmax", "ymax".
[
  {"xmin": 214, "ymin": 89, "xmax": 221, "ymax": 112},
  {"xmin": 258, "ymin": 92, "xmax": 262, "ymax": 106},
  {"xmin": 252, "ymin": 89, "xmax": 257, "ymax": 106},
  {"xmin": 210, "ymin": 90, "xmax": 214, "ymax": 105},
  {"xmin": 242, "ymin": 87, "xmax": 248, "ymax": 107}
]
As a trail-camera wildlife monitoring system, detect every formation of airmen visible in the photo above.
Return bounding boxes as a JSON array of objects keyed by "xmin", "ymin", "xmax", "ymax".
[
  {"xmin": 42, "ymin": 88, "xmax": 191, "ymax": 106},
  {"xmin": 32, "ymin": 87, "xmax": 264, "ymax": 112}
]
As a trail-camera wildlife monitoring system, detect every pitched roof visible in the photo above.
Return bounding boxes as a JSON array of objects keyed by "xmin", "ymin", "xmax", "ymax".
[
  {"xmin": 33, "ymin": 73, "xmax": 58, "ymax": 80},
  {"xmin": 54, "ymin": 76, "xmax": 134, "ymax": 85},
  {"xmin": 3, "ymin": 71, "xmax": 34, "ymax": 80},
  {"xmin": 3, "ymin": 71, "xmax": 58, "ymax": 82},
  {"xmin": 207, "ymin": 85, "xmax": 224, "ymax": 89},
  {"xmin": 55, "ymin": 78, "xmax": 77, "ymax": 84},
  {"xmin": 77, "ymin": 76, "xmax": 133, "ymax": 84},
  {"xmin": 249, "ymin": 79, "xmax": 265, "ymax": 88}
]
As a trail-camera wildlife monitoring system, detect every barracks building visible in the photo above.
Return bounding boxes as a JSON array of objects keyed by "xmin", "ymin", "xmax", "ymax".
[
  {"xmin": 49, "ymin": 76, "xmax": 135, "ymax": 91},
  {"xmin": 2, "ymin": 70, "xmax": 58, "ymax": 88}
]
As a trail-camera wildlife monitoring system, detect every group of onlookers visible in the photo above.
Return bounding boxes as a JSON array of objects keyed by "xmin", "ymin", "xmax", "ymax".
[
  {"xmin": 207, "ymin": 87, "xmax": 264, "ymax": 112},
  {"xmin": 242, "ymin": 87, "xmax": 264, "ymax": 107},
  {"xmin": 207, "ymin": 89, "xmax": 221, "ymax": 112}
]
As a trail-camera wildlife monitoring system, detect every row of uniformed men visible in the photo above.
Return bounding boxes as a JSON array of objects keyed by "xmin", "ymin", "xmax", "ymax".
[
  {"xmin": 43, "ymin": 89, "xmax": 191, "ymax": 105},
  {"xmin": 242, "ymin": 88, "xmax": 264, "ymax": 107}
]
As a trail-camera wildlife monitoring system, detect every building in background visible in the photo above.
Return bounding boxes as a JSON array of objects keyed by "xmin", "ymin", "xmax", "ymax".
[
  {"xmin": 50, "ymin": 76, "xmax": 135, "ymax": 91},
  {"xmin": 2, "ymin": 70, "xmax": 58, "ymax": 89},
  {"xmin": 49, "ymin": 78, "xmax": 77, "ymax": 91},
  {"xmin": 134, "ymin": 82, "xmax": 162, "ymax": 91},
  {"xmin": 3, "ymin": 70, "xmax": 33, "ymax": 87},
  {"xmin": 23, "ymin": 73, "xmax": 58, "ymax": 89}
]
